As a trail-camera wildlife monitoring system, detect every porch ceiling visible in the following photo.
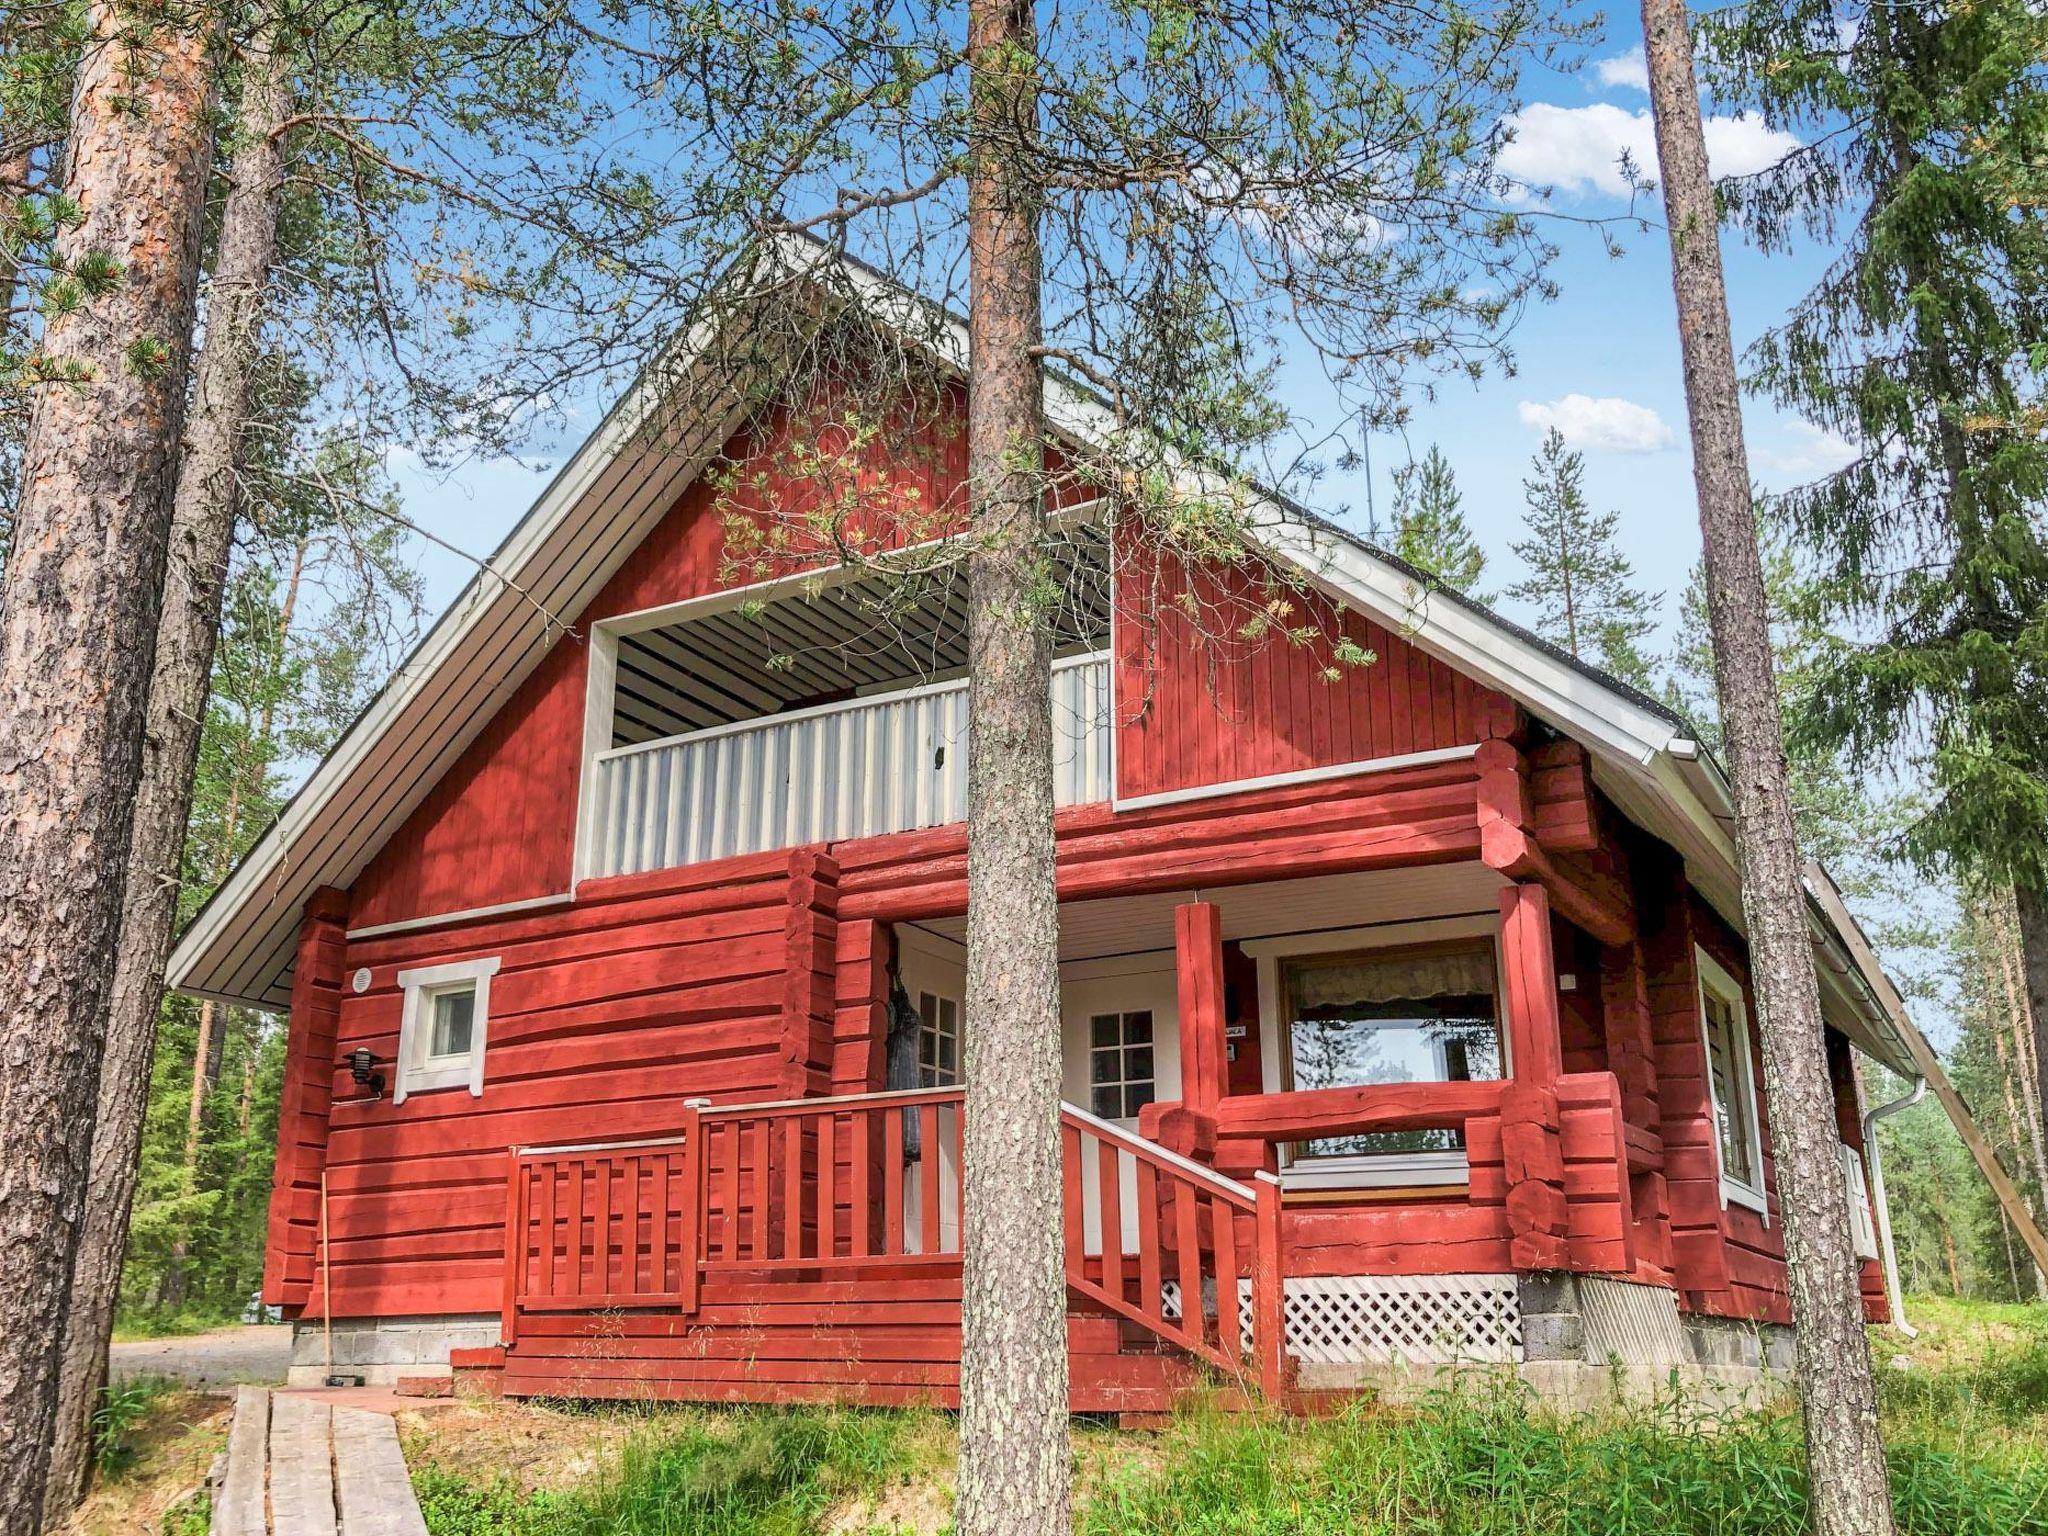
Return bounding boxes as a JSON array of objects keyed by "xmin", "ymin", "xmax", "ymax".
[
  {"xmin": 611, "ymin": 525, "xmax": 1113, "ymax": 745},
  {"xmin": 908, "ymin": 862, "xmax": 1510, "ymax": 962}
]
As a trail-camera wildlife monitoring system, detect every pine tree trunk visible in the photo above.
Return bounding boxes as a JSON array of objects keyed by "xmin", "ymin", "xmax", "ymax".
[
  {"xmin": 1639, "ymin": 1, "xmax": 1895, "ymax": 1530},
  {"xmin": 2013, "ymin": 884, "xmax": 2048, "ymax": 1164},
  {"xmin": 0, "ymin": 6, "xmax": 218, "ymax": 1525},
  {"xmin": 1993, "ymin": 894, "xmax": 2048, "ymax": 1201},
  {"xmin": 43, "ymin": 62, "xmax": 296, "ymax": 1508},
  {"xmin": 955, "ymin": 0, "xmax": 1066, "ymax": 1530}
]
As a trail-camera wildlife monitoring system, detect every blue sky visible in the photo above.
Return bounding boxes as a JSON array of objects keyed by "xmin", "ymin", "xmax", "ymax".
[{"xmin": 385, "ymin": 26, "xmax": 1848, "ymax": 656}]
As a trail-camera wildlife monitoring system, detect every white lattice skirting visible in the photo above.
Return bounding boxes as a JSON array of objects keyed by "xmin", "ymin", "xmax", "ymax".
[{"xmin": 1162, "ymin": 1273, "xmax": 1523, "ymax": 1366}]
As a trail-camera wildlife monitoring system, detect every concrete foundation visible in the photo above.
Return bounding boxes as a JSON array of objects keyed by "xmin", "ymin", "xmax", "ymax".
[{"xmin": 287, "ymin": 1313, "xmax": 500, "ymax": 1387}]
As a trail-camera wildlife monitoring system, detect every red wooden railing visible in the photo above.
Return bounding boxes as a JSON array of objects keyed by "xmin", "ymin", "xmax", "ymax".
[
  {"xmin": 697, "ymin": 1087, "xmax": 965, "ymax": 1270},
  {"xmin": 500, "ymin": 1087, "xmax": 1286, "ymax": 1387},
  {"xmin": 1061, "ymin": 1104, "xmax": 1284, "ymax": 1390},
  {"xmin": 500, "ymin": 1135, "xmax": 700, "ymax": 1344}
]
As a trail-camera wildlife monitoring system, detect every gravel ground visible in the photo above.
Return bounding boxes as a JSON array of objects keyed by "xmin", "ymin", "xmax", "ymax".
[{"xmin": 110, "ymin": 1324, "xmax": 291, "ymax": 1388}]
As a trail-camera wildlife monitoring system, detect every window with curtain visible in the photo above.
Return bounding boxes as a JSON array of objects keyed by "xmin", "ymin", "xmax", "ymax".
[
  {"xmin": 1699, "ymin": 971, "xmax": 1763, "ymax": 1198},
  {"xmin": 1282, "ymin": 942, "xmax": 1501, "ymax": 1161}
]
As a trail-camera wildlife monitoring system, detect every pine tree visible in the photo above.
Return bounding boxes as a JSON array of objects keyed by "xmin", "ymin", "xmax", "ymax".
[
  {"xmin": 1390, "ymin": 446, "xmax": 1487, "ymax": 595},
  {"xmin": 1703, "ymin": 0, "xmax": 2048, "ymax": 1185},
  {"xmin": 1507, "ymin": 428, "xmax": 1659, "ymax": 688},
  {"xmin": 1640, "ymin": 0, "xmax": 1899, "ymax": 1519}
]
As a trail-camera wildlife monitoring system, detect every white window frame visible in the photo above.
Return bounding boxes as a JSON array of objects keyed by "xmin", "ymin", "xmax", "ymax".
[
  {"xmin": 394, "ymin": 956, "xmax": 501, "ymax": 1104},
  {"xmin": 1247, "ymin": 915, "xmax": 1506, "ymax": 1191},
  {"xmin": 917, "ymin": 989, "xmax": 962, "ymax": 1087},
  {"xmin": 1695, "ymin": 946, "xmax": 1769, "ymax": 1218}
]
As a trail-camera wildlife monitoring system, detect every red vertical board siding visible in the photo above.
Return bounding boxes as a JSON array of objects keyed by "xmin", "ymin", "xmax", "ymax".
[
  {"xmin": 262, "ymin": 890, "xmax": 349, "ymax": 1307},
  {"xmin": 1113, "ymin": 560, "xmax": 1512, "ymax": 803}
]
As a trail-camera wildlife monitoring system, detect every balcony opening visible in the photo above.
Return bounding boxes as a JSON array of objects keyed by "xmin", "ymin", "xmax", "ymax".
[{"xmin": 588, "ymin": 528, "xmax": 1114, "ymax": 877}]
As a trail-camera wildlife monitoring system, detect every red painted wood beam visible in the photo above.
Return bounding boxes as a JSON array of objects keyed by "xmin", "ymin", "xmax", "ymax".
[
  {"xmin": 1212, "ymin": 1079, "xmax": 1507, "ymax": 1141},
  {"xmin": 1475, "ymin": 739, "xmax": 1632, "ymax": 947},
  {"xmin": 1175, "ymin": 902, "xmax": 1228, "ymax": 1120},
  {"xmin": 1499, "ymin": 883, "xmax": 1565, "ymax": 1086}
]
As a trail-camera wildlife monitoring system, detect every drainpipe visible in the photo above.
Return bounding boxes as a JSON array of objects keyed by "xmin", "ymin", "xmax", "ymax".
[{"xmin": 1863, "ymin": 1077, "xmax": 1928, "ymax": 1338}]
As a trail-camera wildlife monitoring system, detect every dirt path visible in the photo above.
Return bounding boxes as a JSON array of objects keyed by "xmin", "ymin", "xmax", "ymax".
[{"xmin": 111, "ymin": 1324, "xmax": 290, "ymax": 1388}]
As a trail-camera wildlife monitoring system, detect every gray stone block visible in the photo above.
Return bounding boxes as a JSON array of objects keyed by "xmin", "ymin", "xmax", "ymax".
[
  {"xmin": 1522, "ymin": 1312, "xmax": 1589, "ymax": 1362},
  {"xmin": 1517, "ymin": 1271, "xmax": 1582, "ymax": 1316}
]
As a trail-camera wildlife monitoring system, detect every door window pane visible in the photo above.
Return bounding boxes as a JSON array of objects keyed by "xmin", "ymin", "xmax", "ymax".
[
  {"xmin": 1283, "ymin": 944, "xmax": 1500, "ymax": 1159},
  {"xmin": 918, "ymin": 992, "xmax": 961, "ymax": 1086},
  {"xmin": 1087, "ymin": 1010, "xmax": 1156, "ymax": 1120}
]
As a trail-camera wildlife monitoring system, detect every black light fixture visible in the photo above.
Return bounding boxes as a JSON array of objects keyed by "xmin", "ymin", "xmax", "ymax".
[{"xmin": 345, "ymin": 1046, "xmax": 386, "ymax": 1100}]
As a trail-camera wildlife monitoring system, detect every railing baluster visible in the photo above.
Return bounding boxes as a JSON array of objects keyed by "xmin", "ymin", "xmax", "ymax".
[
  {"xmin": 1213, "ymin": 1198, "xmax": 1242, "ymax": 1363},
  {"xmin": 567, "ymin": 1162, "xmax": 586, "ymax": 1300},
  {"xmin": 1173, "ymin": 1183, "xmax": 1203, "ymax": 1350},
  {"xmin": 783, "ymin": 1116, "xmax": 804, "ymax": 1261},
  {"xmin": 884, "ymin": 1108, "xmax": 905, "ymax": 1256},
  {"xmin": 1254, "ymin": 1173, "xmax": 1285, "ymax": 1397},
  {"xmin": 1061, "ymin": 1123, "xmax": 1084, "ymax": 1276},
  {"xmin": 1136, "ymin": 1161, "xmax": 1163, "ymax": 1328},
  {"xmin": 751, "ymin": 1121, "xmax": 770, "ymax": 1260},
  {"xmin": 919, "ymin": 1106, "xmax": 942, "ymax": 1256},
  {"xmin": 596, "ymin": 1158, "xmax": 615, "ymax": 1297},
  {"xmin": 650, "ymin": 1154, "xmax": 669, "ymax": 1298},
  {"xmin": 849, "ymin": 1110, "xmax": 871, "ymax": 1258},
  {"xmin": 1097, "ymin": 1138, "xmax": 1123, "ymax": 1306},
  {"xmin": 818, "ymin": 1110, "xmax": 837, "ymax": 1260},
  {"xmin": 720, "ymin": 1123, "xmax": 740, "ymax": 1262}
]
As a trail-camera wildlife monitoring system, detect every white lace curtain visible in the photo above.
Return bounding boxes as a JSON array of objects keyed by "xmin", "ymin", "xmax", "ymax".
[{"xmin": 1292, "ymin": 946, "xmax": 1495, "ymax": 1012}]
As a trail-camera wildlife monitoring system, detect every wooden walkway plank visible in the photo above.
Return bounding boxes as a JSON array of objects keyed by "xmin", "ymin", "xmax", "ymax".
[
  {"xmin": 267, "ymin": 1395, "xmax": 336, "ymax": 1536},
  {"xmin": 332, "ymin": 1408, "xmax": 428, "ymax": 1536},
  {"xmin": 211, "ymin": 1386, "xmax": 269, "ymax": 1536}
]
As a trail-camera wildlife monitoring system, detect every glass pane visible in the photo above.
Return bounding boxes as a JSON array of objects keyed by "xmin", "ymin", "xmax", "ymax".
[
  {"xmin": 1125, "ymin": 1081, "xmax": 1155, "ymax": 1116},
  {"xmin": 1704, "ymin": 991, "xmax": 1756, "ymax": 1185},
  {"xmin": 1126, "ymin": 1046, "xmax": 1154, "ymax": 1083},
  {"xmin": 429, "ymin": 987, "xmax": 474, "ymax": 1059},
  {"xmin": 1092, "ymin": 1085, "xmax": 1123, "ymax": 1119},
  {"xmin": 1090, "ymin": 1014, "xmax": 1119, "ymax": 1048},
  {"xmin": 1285, "ymin": 947, "xmax": 1499, "ymax": 1160},
  {"xmin": 1122, "ymin": 1010, "xmax": 1153, "ymax": 1043},
  {"xmin": 1090, "ymin": 1047, "xmax": 1119, "ymax": 1084}
]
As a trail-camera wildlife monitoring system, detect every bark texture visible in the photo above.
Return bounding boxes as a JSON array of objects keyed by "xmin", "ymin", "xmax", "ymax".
[
  {"xmin": 43, "ymin": 37, "xmax": 291, "ymax": 1517},
  {"xmin": 2013, "ymin": 883, "xmax": 2048, "ymax": 1160},
  {"xmin": 955, "ymin": 0, "xmax": 1067, "ymax": 1529},
  {"xmin": 0, "ymin": 0, "xmax": 218, "ymax": 1516},
  {"xmin": 1638, "ymin": 1, "xmax": 1896, "ymax": 1531}
]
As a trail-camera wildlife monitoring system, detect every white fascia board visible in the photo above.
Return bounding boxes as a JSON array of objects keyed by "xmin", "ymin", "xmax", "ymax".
[{"xmin": 165, "ymin": 328, "xmax": 712, "ymax": 999}]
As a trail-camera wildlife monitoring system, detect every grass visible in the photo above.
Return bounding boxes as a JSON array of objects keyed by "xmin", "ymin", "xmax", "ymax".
[
  {"xmin": 49, "ymin": 1381, "xmax": 229, "ymax": 1536},
  {"xmin": 402, "ymin": 1298, "xmax": 2048, "ymax": 1536}
]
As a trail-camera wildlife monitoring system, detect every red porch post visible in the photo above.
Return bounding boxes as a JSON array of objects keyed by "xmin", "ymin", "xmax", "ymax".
[
  {"xmin": 1497, "ymin": 882, "xmax": 1569, "ymax": 1270},
  {"xmin": 1174, "ymin": 901, "xmax": 1229, "ymax": 1120}
]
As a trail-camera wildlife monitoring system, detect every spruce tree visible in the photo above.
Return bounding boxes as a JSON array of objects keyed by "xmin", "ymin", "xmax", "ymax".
[
  {"xmin": 1507, "ymin": 427, "xmax": 1659, "ymax": 687},
  {"xmin": 1704, "ymin": 0, "xmax": 2048, "ymax": 1152},
  {"xmin": 1390, "ymin": 445, "xmax": 1487, "ymax": 595}
]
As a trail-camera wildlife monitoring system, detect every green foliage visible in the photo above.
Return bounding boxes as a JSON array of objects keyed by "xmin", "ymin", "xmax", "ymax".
[
  {"xmin": 1081, "ymin": 1374, "xmax": 2048, "ymax": 1536},
  {"xmin": 90, "ymin": 1375, "xmax": 181, "ymax": 1481},
  {"xmin": 1506, "ymin": 428, "xmax": 1659, "ymax": 689},
  {"xmin": 1702, "ymin": 0, "xmax": 2048, "ymax": 898},
  {"xmin": 1389, "ymin": 445, "xmax": 1487, "ymax": 597},
  {"xmin": 414, "ymin": 1407, "xmax": 918, "ymax": 1536}
]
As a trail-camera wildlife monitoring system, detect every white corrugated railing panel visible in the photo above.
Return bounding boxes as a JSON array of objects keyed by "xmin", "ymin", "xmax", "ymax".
[{"xmin": 592, "ymin": 653, "xmax": 1112, "ymax": 878}]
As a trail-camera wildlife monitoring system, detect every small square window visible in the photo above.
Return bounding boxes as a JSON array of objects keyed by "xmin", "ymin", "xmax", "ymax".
[
  {"xmin": 428, "ymin": 986, "xmax": 476, "ymax": 1060},
  {"xmin": 394, "ymin": 957, "xmax": 499, "ymax": 1104}
]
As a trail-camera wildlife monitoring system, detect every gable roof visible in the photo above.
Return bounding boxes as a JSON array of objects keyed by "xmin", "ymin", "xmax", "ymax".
[{"xmin": 164, "ymin": 240, "xmax": 1921, "ymax": 1078}]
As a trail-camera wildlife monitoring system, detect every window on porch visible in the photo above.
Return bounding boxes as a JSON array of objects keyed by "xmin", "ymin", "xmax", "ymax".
[{"xmin": 1279, "ymin": 941, "xmax": 1502, "ymax": 1171}]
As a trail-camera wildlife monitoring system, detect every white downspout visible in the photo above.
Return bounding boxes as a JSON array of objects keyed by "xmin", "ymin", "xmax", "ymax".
[{"xmin": 1863, "ymin": 1077, "xmax": 1929, "ymax": 1338}]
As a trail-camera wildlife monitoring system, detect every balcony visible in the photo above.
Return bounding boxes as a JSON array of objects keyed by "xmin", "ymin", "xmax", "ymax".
[{"xmin": 587, "ymin": 652, "xmax": 1113, "ymax": 878}]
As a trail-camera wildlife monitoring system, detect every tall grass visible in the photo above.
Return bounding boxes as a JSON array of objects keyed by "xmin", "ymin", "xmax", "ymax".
[
  {"xmin": 1080, "ymin": 1375, "xmax": 2048, "ymax": 1536},
  {"xmin": 413, "ymin": 1406, "xmax": 916, "ymax": 1536}
]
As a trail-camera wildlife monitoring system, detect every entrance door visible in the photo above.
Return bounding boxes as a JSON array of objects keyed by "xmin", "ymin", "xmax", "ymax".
[{"xmin": 1062, "ymin": 968, "xmax": 1181, "ymax": 1255}]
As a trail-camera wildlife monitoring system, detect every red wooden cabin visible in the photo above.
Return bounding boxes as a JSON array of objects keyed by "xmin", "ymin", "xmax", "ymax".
[{"xmin": 169, "ymin": 256, "xmax": 1917, "ymax": 1410}]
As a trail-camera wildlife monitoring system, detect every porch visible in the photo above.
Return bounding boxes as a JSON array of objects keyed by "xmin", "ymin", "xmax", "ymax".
[{"xmin": 483, "ymin": 865, "xmax": 1677, "ymax": 1406}]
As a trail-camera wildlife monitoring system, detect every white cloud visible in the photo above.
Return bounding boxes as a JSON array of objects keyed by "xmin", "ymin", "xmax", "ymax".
[
  {"xmin": 1518, "ymin": 393, "xmax": 1677, "ymax": 454},
  {"xmin": 1754, "ymin": 419, "xmax": 1858, "ymax": 481},
  {"xmin": 1497, "ymin": 102, "xmax": 1800, "ymax": 199},
  {"xmin": 1593, "ymin": 47, "xmax": 1648, "ymax": 93}
]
